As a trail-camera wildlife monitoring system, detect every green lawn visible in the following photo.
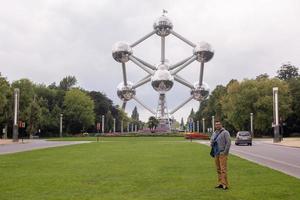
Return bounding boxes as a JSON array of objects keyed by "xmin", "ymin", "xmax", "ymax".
[{"xmin": 1, "ymin": 137, "xmax": 299, "ymax": 200}]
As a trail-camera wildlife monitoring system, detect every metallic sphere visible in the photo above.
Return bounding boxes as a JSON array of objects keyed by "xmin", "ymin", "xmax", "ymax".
[
  {"xmin": 193, "ymin": 42, "xmax": 214, "ymax": 63},
  {"xmin": 117, "ymin": 82, "xmax": 136, "ymax": 101},
  {"xmin": 112, "ymin": 41, "xmax": 133, "ymax": 63},
  {"xmin": 191, "ymin": 82, "xmax": 210, "ymax": 101},
  {"xmin": 156, "ymin": 63, "xmax": 169, "ymax": 70},
  {"xmin": 153, "ymin": 15, "xmax": 173, "ymax": 36},
  {"xmin": 151, "ymin": 63, "xmax": 174, "ymax": 92}
]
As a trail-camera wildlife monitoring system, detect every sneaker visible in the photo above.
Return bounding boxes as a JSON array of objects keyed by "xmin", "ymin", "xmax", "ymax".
[
  {"xmin": 222, "ymin": 185, "xmax": 228, "ymax": 190},
  {"xmin": 215, "ymin": 184, "xmax": 223, "ymax": 188}
]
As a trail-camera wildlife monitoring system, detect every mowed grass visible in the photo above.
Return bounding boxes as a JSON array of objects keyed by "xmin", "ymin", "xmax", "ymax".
[
  {"xmin": 0, "ymin": 137, "xmax": 299, "ymax": 200},
  {"xmin": 48, "ymin": 136, "xmax": 185, "ymax": 142}
]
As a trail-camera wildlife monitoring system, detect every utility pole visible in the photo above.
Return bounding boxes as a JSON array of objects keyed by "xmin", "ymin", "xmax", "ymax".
[
  {"xmin": 212, "ymin": 116, "xmax": 215, "ymax": 133},
  {"xmin": 3, "ymin": 125, "xmax": 7, "ymax": 139},
  {"xmin": 273, "ymin": 87, "xmax": 280, "ymax": 142},
  {"xmin": 193, "ymin": 122, "xmax": 195, "ymax": 132},
  {"xmin": 113, "ymin": 118, "xmax": 116, "ymax": 133},
  {"xmin": 250, "ymin": 113, "xmax": 254, "ymax": 138},
  {"xmin": 102, "ymin": 115, "xmax": 105, "ymax": 133},
  {"xmin": 60, "ymin": 113, "xmax": 63, "ymax": 137},
  {"xmin": 13, "ymin": 88, "xmax": 20, "ymax": 142},
  {"xmin": 202, "ymin": 118, "xmax": 205, "ymax": 133},
  {"xmin": 121, "ymin": 120, "xmax": 123, "ymax": 133}
]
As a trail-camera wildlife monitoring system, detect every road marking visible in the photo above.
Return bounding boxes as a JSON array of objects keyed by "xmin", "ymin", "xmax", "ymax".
[{"xmin": 231, "ymin": 148, "xmax": 300, "ymax": 170}]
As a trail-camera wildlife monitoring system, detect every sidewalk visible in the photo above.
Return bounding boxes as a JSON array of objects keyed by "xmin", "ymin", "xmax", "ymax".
[
  {"xmin": 0, "ymin": 139, "xmax": 91, "ymax": 155},
  {"xmin": 0, "ymin": 139, "xmax": 28, "ymax": 145},
  {"xmin": 262, "ymin": 137, "xmax": 300, "ymax": 148}
]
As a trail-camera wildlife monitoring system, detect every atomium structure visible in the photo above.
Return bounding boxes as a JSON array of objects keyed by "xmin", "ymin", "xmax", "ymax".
[{"xmin": 112, "ymin": 11, "xmax": 214, "ymax": 130}]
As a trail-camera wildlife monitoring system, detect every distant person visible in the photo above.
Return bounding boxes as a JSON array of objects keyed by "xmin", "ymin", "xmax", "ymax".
[{"xmin": 210, "ymin": 120, "xmax": 231, "ymax": 190}]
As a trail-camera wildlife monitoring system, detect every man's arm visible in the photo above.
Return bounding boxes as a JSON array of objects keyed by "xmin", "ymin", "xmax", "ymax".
[{"xmin": 223, "ymin": 131, "xmax": 231, "ymax": 155}]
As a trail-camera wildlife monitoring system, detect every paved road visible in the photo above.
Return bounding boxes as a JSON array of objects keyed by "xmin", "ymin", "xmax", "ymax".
[
  {"xmin": 0, "ymin": 140, "xmax": 91, "ymax": 155},
  {"xmin": 197, "ymin": 140, "xmax": 300, "ymax": 179}
]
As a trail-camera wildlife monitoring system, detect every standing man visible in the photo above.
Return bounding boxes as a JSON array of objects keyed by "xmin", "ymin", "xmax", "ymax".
[{"xmin": 210, "ymin": 120, "xmax": 231, "ymax": 190}]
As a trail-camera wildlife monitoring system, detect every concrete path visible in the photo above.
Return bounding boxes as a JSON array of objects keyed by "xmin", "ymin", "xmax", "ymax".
[
  {"xmin": 263, "ymin": 137, "xmax": 300, "ymax": 148},
  {"xmin": 196, "ymin": 139, "xmax": 300, "ymax": 179},
  {"xmin": 0, "ymin": 139, "xmax": 91, "ymax": 155}
]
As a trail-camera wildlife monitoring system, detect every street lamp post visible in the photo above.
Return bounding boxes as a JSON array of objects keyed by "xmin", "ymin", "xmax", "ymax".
[
  {"xmin": 273, "ymin": 87, "xmax": 280, "ymax": 143},
  {"xmin": 13, "ymin": 88, "xmax": 20, "ymax": 142},
  {"xmin": 60, "ymin": 113, "xmax": 63, "ymax": 137},
  {"xmin": 102, "ymin": 115, "xmax": 105, "ymax": 133},
  {"xmin": 212, "ymin": 116, "xmax": 215, "ymax": 133},
  {"xmin": 250, "ymin": 113, "xmax": 254, "ymax": 138},
  {"xmin": 2, "ymin": 126, "xmax": 7, "ymax": 139},
  {"xmin": 197, "ymin": 121, "xmax": 199, "ymax": 133},
  {"xmin": 193, "ymin": 122, "xmax": 195, "ymax": 132},
  {"xmin": 121, "ymin": 120, "xmax": 123, "ymax": 133},
  {"xmin": 202, "ymin": 118, "xmax": 205, "ymax": 133},
  {"xmin": 113, "ymin": 118, "xmax": 116, "ymax": 133}
]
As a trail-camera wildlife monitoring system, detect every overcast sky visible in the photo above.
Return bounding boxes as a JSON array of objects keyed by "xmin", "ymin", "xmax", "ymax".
[{"xmin": 1, "ymin": 0, "xmax": 300, "ymax": 122}]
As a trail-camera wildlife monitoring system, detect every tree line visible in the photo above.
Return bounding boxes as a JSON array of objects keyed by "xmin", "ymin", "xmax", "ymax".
[
  {"xmin": 188, "ymin": 63, "xmax": 300, "ymax": 136},
  {"xmin": 0, "ymin": 75, "xmax": 141, "ymax": 138}
]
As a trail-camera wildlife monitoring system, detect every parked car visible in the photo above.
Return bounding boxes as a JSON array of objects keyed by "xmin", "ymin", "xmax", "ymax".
[{"xmin": 235, "ymin": 131, "xmax": 252, "ymax": 146}]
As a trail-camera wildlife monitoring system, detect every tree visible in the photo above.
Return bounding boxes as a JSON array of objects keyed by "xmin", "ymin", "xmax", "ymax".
[
  {"xmin": 131, "ymin": 106, "xmax": 142, "ymax": 130},
  {"xmin": 188, "ymin": 108, "xmax": 195, "ymax": 120},
  {"xmin": 196, "ymin": 85, "xmax": 227, "ymax": 123},
  {"xmin": 63, "ymin": 89, "xmax": 95, "ymax": 133},
  {"xmin": 59, "ymin": 76, "xmax": 77, "ymax": 90},
  {"xmin": 195, "ymin": 85, "xmax": 227, "ymax": 131},
  {"xmin": 131, "ymin": 106, "xmax": 139, "ymax": 121},
  {"xmin": 0, "ymin": 74, "xmax": 12, "ymax": 136},
  {"xmin": 180, "ymin": 117, "xmax": 185, "ymax": 130},
  {"xmin": 286, "ymin": 78, "xmax": 300, "ymax": 133},
  {"xmin": 38, "ymin": 104, "xmax": 62, "ymax": 137},
  {"xmin": 48, "ymin": 82, "xmax": 57, "ymax": 89},
  {"xmin": 35, "ymin": 84, "xmax": 58, "ymax": 111},
  {"xmin": 89, "ymin": 91, "xmax": 112, "ymax": 116},
  {"xmin": 26, "ymin": 98, "xmax": 42, "ymax": 138},
  {"xmin": 34, "ymin": 83, "xmax": 66, "ymax": 136},
  {"xmin": 256, "ymin": 73, "xmax": 269, "ymax": 80},
  {"xmin": 222, "ymin": 80, "xmax": 256, "ymax": 131},
  {"xmin": 276, "ymin": 63, "xmax": 299, "ymax": 80},
  {"xmin": 222, "ymin": 78, "xmax": 291, "ymax": 135},
  {"xmin": 88, "ymin": 91, "xmax": 129, "ymax": 132},
  {"xmin": 148, "ymin": 116, "xmax": 159, "ymax": 132},
  {"xmin": 105, "ymin": 110, "xmax": 114, "ymax": 132},
  {"xmin": 0, "ymin": 74, "xmax": 10, "ymax": 114},
  {"xmin": 117, "ymin": 107, "xmax": 130, "ymax": 132}
]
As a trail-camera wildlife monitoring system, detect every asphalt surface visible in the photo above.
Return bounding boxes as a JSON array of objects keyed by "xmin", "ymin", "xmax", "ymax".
[
  {"xmin": 197, "ymin": 140, "xmax": 300, "ymax": 179},
  {"xmin": 0, "ymin": 139, "xmax": 91, "ymax": 155}
]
